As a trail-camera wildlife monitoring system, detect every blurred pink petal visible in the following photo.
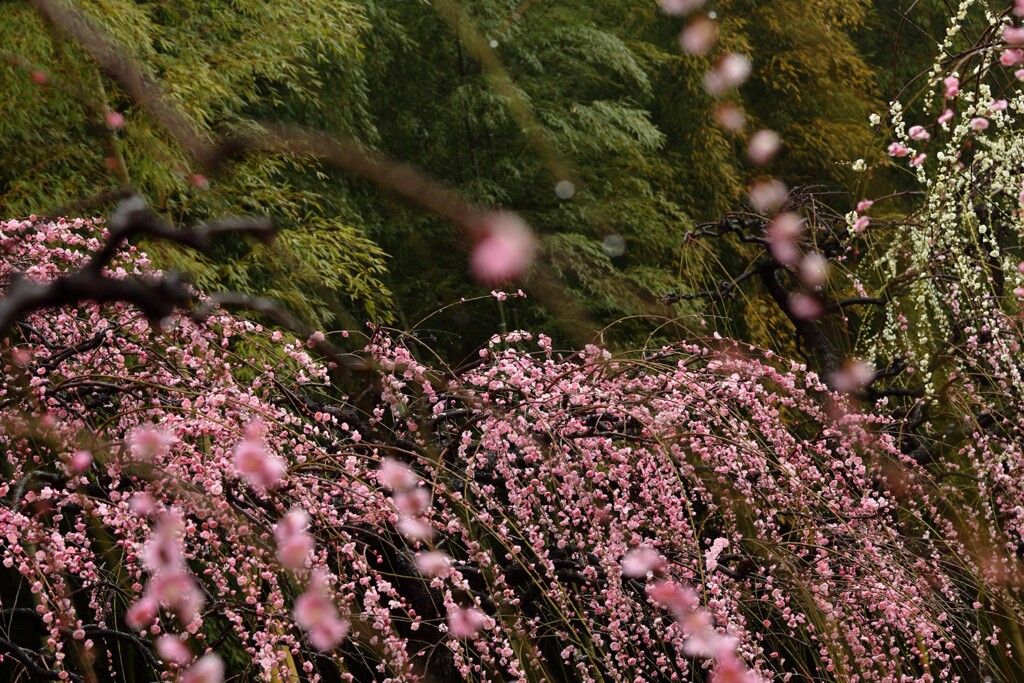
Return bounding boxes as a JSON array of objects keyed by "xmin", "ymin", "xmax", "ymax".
[
  {"xmin": 660, "ymin": 0, "xmax": 706, "ymax": 14},
  {"xmin": 747, "ymin": 129, "xmax": 781, "ymax": 165},
  {"xmin": 470, "ymin": 213, "xmax": 536, "ymax": 284},
  {"xmin": 788, "ymin": 293, "xmax": 823, "ymax": 320},
  {"xmin": 294, "ymin": 571, "xmax": 349, "ymax": 650},
  {"xmin": 180, "ymin": 654, "xmax": 224, "ymax": 683},
  {"xmin": 70, "ymin": 449, "xmax": 93, "ymax": 473},
  {"xmin": 680, "ymin": 17, "xmax": 717, "ymax": 55},
  {"xmin": 621, "ymin": 547, "xmax": 666, "ymax": 578},
  {"xmin": 155, "ymin": 634, "xmax": 193, "ymax": 666},
  {"xmin": 747, "ymin": 179, "xmax": 789, "ymax": 213},
  {"xmin": 233, "ymin": 438, "xmax": 286, "ymax": 489},
  {"xmin": 704, "ymin": 53, "xmax": 751, "ymax": 95},
  {"xmin": 378, "ymin": 457, "xmax": 418, "ymax": 491},
  {"xmin": 713, "ymin": 104, "xmax": 746, "ymax": 132},
  {"xmin": 415, "ymin": 551, "xmax": 452, "ymax": 577},
  {"xmin": 448, "ymin": 606, "xmax": 489, "ymax": 638},
  {"xmin": 275, "ymin": 509, "xmax": 315, "ymax": 572}
]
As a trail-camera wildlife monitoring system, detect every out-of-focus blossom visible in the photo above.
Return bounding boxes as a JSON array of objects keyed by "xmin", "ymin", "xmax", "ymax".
[
  {"xmin": 887, "ymin": 142, "xmax": 910, "ymax": 157},
  {"xmin": 788, "ymin": 293, "xmax": 823, "ymax": 320},
  {"xmin": 943, "ymin": 75, "xmax": 960, "ymax": 98},
  {"xmin": 747, "ymin": 129, "xmax": 781, "ymax": 165},
  {"xmin": 105, "ymin": 111, "xmax": 125, "ymax": 129},
  {"xmin": 800, "ymin": 253, "xmax": 830, "ymax": 288},
  {"xmin": 415, "ymin": 551, "xmax": 452, "ymax": 577},
  {"xmin": 377, "ymin": 457, "xmax": 418, "ymax": 491},
  {"xmin": 275, "ymin": 509, "xmax": 315, "ymax": 572},
  {"xmin": 447, "ymin": 606, "xmax": 490, "ymax": 638},
  {"xmin": 69, "ymin": 449, "xmax": 93, "ymax": 473},
  {"xmin": 747, "ymin": 179, "xmax": 789, "ymax": 213},
  {"xmin": 180, "ymin": 654, "xmax": 224, "ymax": 683},
  {"xmin": 470, "ymin": 213, "xmax": 536, "ymax": 284},
  {"xmin": 704, "ymin": 53, "xmax": 751, "ymax": 95},
  {"xmin": 1000, "ymin": 48, "xmax": 1024, "ymax": 66},
  {"xmin": 294, "ymin": 571, "xmax": 349, "ymax": 650},
  {"xmin": 660, "ymin": 0, "xmax": 706, "ymax": 14},
  {"xmin": 831, "ymin": 360, "xmax": 875, "ymax": 393},
  {"xmin": 233, "ymin": 437, "xmax": 286, "ymax": 489},
  {"xmin": 680, "ymin": 17, "xmax": 717, "ymax": 55},
  {"xmin": 713, "ymin": 103, "xmax": 746, "ymax": 132},
  {"xmin": 765, "ymin": 212, "xmax": 804, "ymax": 266},
  {"xmin": 908, "ymin": 125, "xmax": 930, "ymax": 141},
  {"xmin": 621, "ymin": 547, "xmax": 666, "ymax": 577},
  {"xmin": 156, "ymin": 635, "xmax": 193, "ymax": 666}
]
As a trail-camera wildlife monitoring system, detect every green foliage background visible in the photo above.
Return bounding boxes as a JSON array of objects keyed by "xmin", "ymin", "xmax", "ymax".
[{"xmin": 0, "ymin": 0, "xmax": 946, "ymax": 357}]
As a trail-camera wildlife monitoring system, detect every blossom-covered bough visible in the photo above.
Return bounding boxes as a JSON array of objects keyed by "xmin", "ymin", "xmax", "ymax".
[{"xmin": 1, "ymin": 200, "xmax": 1023, "ymax": 682}]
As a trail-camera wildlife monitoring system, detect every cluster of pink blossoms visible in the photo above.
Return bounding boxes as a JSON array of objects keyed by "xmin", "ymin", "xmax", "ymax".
[{"xmin": 2, "ymin": 216, "xmax": 1024, "ymax": 682}]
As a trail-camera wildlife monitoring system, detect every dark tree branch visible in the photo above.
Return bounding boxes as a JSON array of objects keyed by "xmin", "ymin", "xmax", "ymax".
[
  {"xmin": 0, "ymin": 197, "xmax": 275, "ymax": 337},
  {"xmin": 0, "ymin": 636, "xmax": 83, "ymax": 683}
]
